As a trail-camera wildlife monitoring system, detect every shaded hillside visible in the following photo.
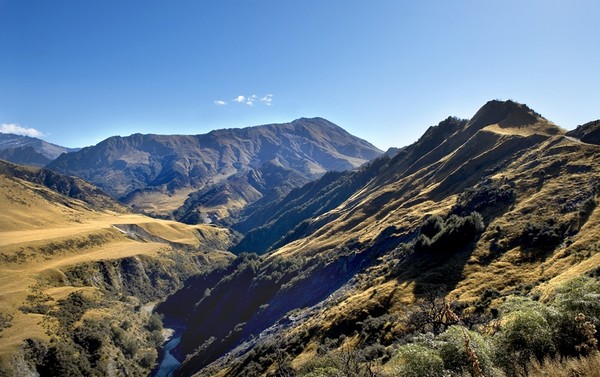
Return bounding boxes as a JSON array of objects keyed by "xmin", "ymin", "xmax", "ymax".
[
  {"xmin": 0, "ymin": 133, "xmax": 77, "ymax": 167},
  {"xmin": 47, "ymin": 118, "xmax": 382, "ymax": 221},
  {"xmin": 567, "ymin": 119, "xmax": 600, "ymax": 145},
  {"xmin": 231, "ymin": 155, "xmax": 391, "ymax": 254},
  {"xmin": 164, "ymin": 100, "xmax": 600, "ymax": 377}
]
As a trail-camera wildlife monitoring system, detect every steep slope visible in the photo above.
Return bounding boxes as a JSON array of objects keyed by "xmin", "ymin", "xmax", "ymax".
[
  {"xmin": 166, "ymin": 100, "xmax": 600, "ymax": 376},
  {"xmin": 0, "ymin": 161, "xmax": 233, "ymax": 375},
  {"xmin": 47, "ymin": 118, "xmax": 382, "ymax": 221},
  {"xmin": 0, "ymin": 133, "xmax": 77, "ymax": 167}
]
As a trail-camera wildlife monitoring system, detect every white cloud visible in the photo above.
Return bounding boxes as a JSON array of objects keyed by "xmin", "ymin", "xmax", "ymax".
[
  {"xmin": 224, "ymin": 94, "xmax": 274, "ymax": 107},
  {"xmin": 245, "ymin": 95, "xmax": 257, "ymax": 106},
  {"xmin": 0, "ymin": 123, "xmax": 45, "ymax": 138},
  {"xmin": 260, "ymin": 94, "xmax": 274, "ymax": 106}
]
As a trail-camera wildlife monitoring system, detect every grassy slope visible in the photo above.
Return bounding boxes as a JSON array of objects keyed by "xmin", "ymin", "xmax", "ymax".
[{"xmin": 0, "ymin": 168, "xmax": 232, "ymax": 369}]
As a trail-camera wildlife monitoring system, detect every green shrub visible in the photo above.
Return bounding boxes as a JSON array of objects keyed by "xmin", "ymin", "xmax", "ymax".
[
  {"xmin": 548, "ymin": 276, "xmax": 600, "ymax": 356},
  {"xmin": 494, "ymin": 308, "xmax": 555, "ymax": 374},
  {"xmin": 415, "ymin": 212, "xmax": 485, "ymax": 254},
  {"xmin": 438, "ymin": 325, "xmax": 497, "ymax": 376},
  {"xmin": 389, "ymin": 343, "xmax": 444, "ymax": 377}
]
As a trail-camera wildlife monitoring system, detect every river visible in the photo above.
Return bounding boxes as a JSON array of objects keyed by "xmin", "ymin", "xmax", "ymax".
[{"xmin": 151, "ymin": 323, "xmax": 185, "ymax": 377}]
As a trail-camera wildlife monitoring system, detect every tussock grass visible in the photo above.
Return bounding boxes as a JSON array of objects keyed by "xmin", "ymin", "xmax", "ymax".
[{"xmin": 523, "ymin": 352, "xmax": 600, "ymax": 377}]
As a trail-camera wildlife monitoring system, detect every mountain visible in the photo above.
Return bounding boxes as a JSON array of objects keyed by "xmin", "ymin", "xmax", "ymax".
[
  {"xmin": 567, "ymin": 119, "xmax": 600, "ymax": 145},
  {"xmin": 0, "ymin": 133, "xmax": 77, "ymax": 167},
  {"xmin": 47, "ymin": 118, "xmax": 382, "ymax": 221},
  {"xmin": 160, "ymin": 100, "xmax": 600, "ymax": 376}
]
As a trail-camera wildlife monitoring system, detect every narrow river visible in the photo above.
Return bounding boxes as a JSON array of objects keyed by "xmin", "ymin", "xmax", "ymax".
[{"xmin": 151, "ymin": 323, "xmax": 185, "ymax": 377}]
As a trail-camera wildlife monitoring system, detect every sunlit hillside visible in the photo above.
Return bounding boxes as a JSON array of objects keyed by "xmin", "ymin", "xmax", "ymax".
[{"xmin": 0, "ymin": 161, "xmax": 233, "ymax": 374}]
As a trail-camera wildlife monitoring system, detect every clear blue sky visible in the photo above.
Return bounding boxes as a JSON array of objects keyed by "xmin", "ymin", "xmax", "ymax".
[{"xmin": 1, "ymin": 1, "xmax": 599, "ymax": 149}]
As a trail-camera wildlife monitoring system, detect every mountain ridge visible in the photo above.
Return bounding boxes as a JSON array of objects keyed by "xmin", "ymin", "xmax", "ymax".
[
  {"xmin": 47, "ymin": 118, "xmax": 382, "ymax": 222},
  {"xmin": 0, "ymin": 133, "xmax": 78, "ymax": 167}
]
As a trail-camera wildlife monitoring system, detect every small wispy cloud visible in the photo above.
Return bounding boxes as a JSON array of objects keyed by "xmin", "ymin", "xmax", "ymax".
[
  {"xmin": 260, "ymin": 94, "xmax": 273, "ymax": 106},
  {"xmin": 244, "ymin": 95, "xmax": 257, "ymax": 106},
  {"xmin": 216, "ymin": 94, "xmax": 274, "ymax": 107},
  {"xmin": 0, "ymin": 123, "xmax": 45, "ymax": 138}
]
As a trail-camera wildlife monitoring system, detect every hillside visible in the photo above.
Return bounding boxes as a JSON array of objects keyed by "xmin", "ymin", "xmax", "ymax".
[
  {"xmin": 567, "ymin": 119, "xmax": 600, "ymax": 145},
  {"xmin": 162, "ymin": 100, "xmax": 600, "ymax": 376},
  {"xmin": 47, "ymin": 118, "xmax": 382, "ymax": 222},
  {"xmin": 0, "ymin": 134, "xmax": 77, "ymax": 167},
  {"xmin": 0, "ymin": 160, "xmax": 233, "ymax": 375}
]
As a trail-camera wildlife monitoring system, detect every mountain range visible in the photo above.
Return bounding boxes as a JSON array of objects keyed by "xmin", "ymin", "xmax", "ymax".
[
  {"xmin": 0, "ymin": 133, "xmax": 78, "ymax": 167},
  {"xmin": 46, "ymin": 118, "xmax": 382, "ymax": 222},
  {"xmin": 0, "ymin": 100, "xmax": 599, "ymax": 376}
]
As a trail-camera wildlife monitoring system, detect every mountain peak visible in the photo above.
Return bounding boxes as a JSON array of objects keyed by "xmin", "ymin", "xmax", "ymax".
[{"xmin": 466, "ymin": 99, "xmax": 561, "ymax": 137}]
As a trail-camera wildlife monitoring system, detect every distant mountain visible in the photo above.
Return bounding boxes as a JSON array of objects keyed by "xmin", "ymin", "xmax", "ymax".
[
  {"xmin": 0, "ymin": 133, "xmax": 77, "ymax": 167},
  {"xmin": 47, "ymin": 118, "xmax": 382, "ymax": 221},
  {"xmin": 567, "ymin": 119, "xmax": 600, "ymax": 145}
]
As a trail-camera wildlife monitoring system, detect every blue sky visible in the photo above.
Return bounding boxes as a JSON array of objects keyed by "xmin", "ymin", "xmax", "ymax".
[{"xmin": 1, "ymin": 1, "xmax": 599, "ymax": 149}]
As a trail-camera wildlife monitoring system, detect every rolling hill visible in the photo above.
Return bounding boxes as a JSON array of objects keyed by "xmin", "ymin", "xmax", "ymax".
[{"xmin": 47, "ymin": 118, "xmax": 382, "ymax": 222}]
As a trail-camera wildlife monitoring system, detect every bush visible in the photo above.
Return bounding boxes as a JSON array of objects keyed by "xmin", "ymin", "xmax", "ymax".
[
  {"xmin": 453, "ymin": 179, "xmax": 516, "ymax": 216},
  {"xmin": 415, "ymin": 212, "xmax": 485, "ymax": 254},
  {"xmin": 389, "ymin": 343, "xmax": 444, "ymax": 377},
  {"xmin": 438, "ymin": 325, "xmax": 497, "ymax": 376},
  {"xmin": 520, "ymin": 218, "xmax": 566, "ymax": 252},
  {"xmin": 494, "ymin": 308, "xmax": 555, "ymax": 374},
  {"xmin": 548, "ymin": 276, "xmax": 600, "ymax": 356}
]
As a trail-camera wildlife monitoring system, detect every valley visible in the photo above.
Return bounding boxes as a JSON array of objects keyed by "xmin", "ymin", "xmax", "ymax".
[{"xmin": 0, "ymin": 101, "xmax": 599, "ymax": 376}]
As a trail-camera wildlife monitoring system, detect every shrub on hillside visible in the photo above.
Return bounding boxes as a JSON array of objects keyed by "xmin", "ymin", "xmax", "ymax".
[
  {"xmin": 453, "ymin": 179, "xmax": 516, "ymax": 216},
  {"xmin": 438, "ymin": 325, "xmax": 498, "ymax": 377},
  {"xmin": 519, "ymin": 218, "xmax": 566, "ymax": 252},
  {"xmin": 415, "ymin": 212, "xmax": 485, "ymax": 254},
  {"xmin": 389, "ymin": 343, "xmax": 444, "ymax": 377},
  {"xmin": 548, "ymin": 276, "xmax": 600, "ymax": 356},
  {"xmin": 494, "ymin": 307, "xmax": 555, "ymax": 375}
]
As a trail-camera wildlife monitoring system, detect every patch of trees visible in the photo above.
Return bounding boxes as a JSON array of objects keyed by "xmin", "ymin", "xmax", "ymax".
[
  {"xmin": 452, "ymin": 178, "xmax": 516, "ymax": 217},
  {"xmin": 17, "ymin": 287, "xmax": 165, "ymax": 377},
  {"xmin": 415, "ymin": 212, "xmax": 485, "ymax": 254}
]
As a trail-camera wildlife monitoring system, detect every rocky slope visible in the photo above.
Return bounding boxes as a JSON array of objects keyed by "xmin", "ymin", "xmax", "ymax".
[
  {"xmin": 47, "ymin": 118, "xmax": 382, "ymax": 222},
  {"xmin": 0, "ymin": 133, "xmax": 77, "ymax": 167},
  {"xmin": 163, "ymin": 100, "xmax": 600, "ymax": 376}
]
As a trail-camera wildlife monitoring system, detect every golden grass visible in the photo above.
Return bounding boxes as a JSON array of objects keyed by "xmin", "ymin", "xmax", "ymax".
[{"xmin": 523, "ymin": 352, "xmax": 600, "ymax": 377}]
